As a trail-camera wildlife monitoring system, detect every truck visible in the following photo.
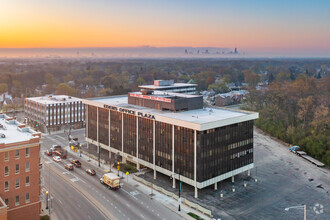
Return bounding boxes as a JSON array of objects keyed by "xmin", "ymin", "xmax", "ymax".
[{"xmin": 100, "ymin": 173, "xmax": 121, "ymax": 189}]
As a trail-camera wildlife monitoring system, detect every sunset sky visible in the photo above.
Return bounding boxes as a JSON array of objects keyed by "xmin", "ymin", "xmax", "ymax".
[{"xmin": 0, "ymin": 0, "xmax": 329, "ymax": 56}]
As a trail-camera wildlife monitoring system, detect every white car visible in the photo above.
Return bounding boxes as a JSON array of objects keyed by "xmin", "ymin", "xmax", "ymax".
[{"xmin": 53, "ymin": 156, "xmax": 61, "ymax": 162}]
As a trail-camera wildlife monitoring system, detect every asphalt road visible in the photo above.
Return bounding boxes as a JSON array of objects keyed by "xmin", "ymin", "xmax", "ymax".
[{"xmin": 41, "ymin": 129, "xmax": 183, "ymax": 220}]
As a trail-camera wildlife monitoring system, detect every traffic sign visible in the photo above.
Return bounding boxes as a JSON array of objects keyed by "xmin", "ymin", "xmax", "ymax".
[{"xmin": 126, "ymin": 171, "xmax": 129, "ymax": 175}]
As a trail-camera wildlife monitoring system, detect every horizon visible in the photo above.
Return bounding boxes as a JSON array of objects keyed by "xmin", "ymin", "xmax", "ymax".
[{"xmin": 1, "ymin": 0, "xmax": 329, "ymax": 57}]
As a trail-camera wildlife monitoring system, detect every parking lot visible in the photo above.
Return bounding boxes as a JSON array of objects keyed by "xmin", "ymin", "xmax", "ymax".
[{"xmin": 139, "ymin": 128, "xmax": 329, "ymax": 219}]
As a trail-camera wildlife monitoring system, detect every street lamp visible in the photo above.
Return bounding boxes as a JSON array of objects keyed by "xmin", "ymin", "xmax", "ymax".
[
  {"xmin": 285, "ymin": 205, "xmax": 306, "ymax": 220},
  {"xmin": 79, "ymin": 144, "xmax": 82, "ymax": 157},
  {"xmin": 45, "ymin": 191, "xmax": 49, "ymax": 209},
  {"xmin": 170, "ymin": 173, "xmax": 182, "ymax": 212}
]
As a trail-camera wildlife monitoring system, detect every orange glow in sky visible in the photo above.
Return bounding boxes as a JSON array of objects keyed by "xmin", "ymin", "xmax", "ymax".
[{"xmin": 0, "ymin": 0, "xmax": 329, "ymax": 56}]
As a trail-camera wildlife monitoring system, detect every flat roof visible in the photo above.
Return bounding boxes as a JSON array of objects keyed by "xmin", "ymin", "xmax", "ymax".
[
  {"xmin": 130, "ymin": 90, "xmax": 199, "ymax": 99},
  {"xmin": 26, "ymin": 95, "xmax": 82, "ymax": 105},
  {"xmin": 139, "ymin": 83, "xmax": 197, "ymax": 90},
  {"xmin": 84, "ymin": 95, "xmax": 258, "ymax": 131},
  {"xmin": 0, "ymin": 114, "xmax": 40, "ymax": 145}
]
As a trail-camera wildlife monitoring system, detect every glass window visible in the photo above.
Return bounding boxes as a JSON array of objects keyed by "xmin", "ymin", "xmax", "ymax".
[
  {"xmin": 26, "ymin": 193, "xmax": 30, "ymax": 203},
  {"xmin": 26, "ymin": 148, "xmax": 30, "ymax": 157},
  {"xmin": 4, "ymin": 181, "xmax": 9, "ymax": 191},
  {"xmin": 15, "ymin": 150, "xmax": 20, "ymax": 159},
  {"xmin": 4, "ymin": 151, "xmax": 9, "ymax": 161},
  {"xmin": 15, "ymin": 179, "xmax": 20, "ymax": 188},
  {"xmin": 5, "ymin": 198, "xmax": 9, "ymax": 207},
  {"xmin": 16, "ymin": 164, "xmax": 19, "ymax": 174},
  {"xmin": 15, "ymin": 196, "xmax": 19, "ymax": 206},
  {"xmin": 26, "ymin": 162, "xmax": 30, "ymax": 172},
  {"xmin": 26, "ymin": 176, "xmax": 30, "ymax": 186},
  {"xmin": 5, "ymin": 166, "xmax": 9, "ymax": 176}
]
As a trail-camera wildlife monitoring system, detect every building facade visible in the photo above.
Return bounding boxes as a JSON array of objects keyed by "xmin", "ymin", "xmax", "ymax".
[
  {"xmin": 25, "ymin": 95, "xmax": 85, "ymax": 133},
  {"xmin": 139, "ymin": 80, "xmax": 197, "ymax": 94},
  {"xmin": 83, "ymin": 91, "xmax": 258, "ymax": 198},
  {"xmin": 0, "ymin": 114, "xmax": 41, "ymax": 220}
]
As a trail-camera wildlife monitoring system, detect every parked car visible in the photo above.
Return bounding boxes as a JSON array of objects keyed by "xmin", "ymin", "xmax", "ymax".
[
  {"xmin": 53, "ymin": 156, "xmax": 61, "ymax": 162},
  {"xmin": 86, "ymin": 169, "xmax": 96, "ymax": 176},
  {"xmin": 65, "ymin": 164, "xmax": 74, "ymax": 170},
  {"xmin": 71, "ymin": 159, "xmax": 81, "ymax": 167},
  {"xmin": 44, "ymin": 149, "xmax": 53, "ymax": 156}
]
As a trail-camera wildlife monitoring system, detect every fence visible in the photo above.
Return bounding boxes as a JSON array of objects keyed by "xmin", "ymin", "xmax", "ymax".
[{"xmin": 133, "ymin": 175, "xmax": 213, "ymax": 218}]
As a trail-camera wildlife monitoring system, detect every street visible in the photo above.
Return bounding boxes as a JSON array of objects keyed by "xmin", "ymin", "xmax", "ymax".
[{"xmin": 40, "ymin": 129, "xmax": 184, "ymax": 220}]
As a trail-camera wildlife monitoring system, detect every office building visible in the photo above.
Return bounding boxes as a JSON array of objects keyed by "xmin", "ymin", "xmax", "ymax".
[
  {"xmin": 0, "ymin": 114, "xmax": 41, "ymax": 220},
  {"xmin": 83, "ymin": 90, "xmax": 258, "ymax": 198},
  {"xmin": 25, "ymin": 95, "xmax": 85, "ymax": 133},
  {"xmin": 139, "ymin": 80, "xmax": 197, "ymax": 94}
]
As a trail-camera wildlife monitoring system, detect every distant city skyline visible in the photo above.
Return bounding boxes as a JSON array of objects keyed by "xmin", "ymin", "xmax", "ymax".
[{"xmin": 0, "ymin": 0, "xmax": 329, "ymax": 57}]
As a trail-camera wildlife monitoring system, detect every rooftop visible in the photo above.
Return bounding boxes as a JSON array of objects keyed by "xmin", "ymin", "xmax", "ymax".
[
  {"xmin": 139, "ymin": 83, "xmax": 197, "ymax": 90},
  {"xmin": 84, "ymin": 95, "xmax": 258, "ymax": 130},
  {"xmin": 26, "ymin": 95, "xmax": 82, "ymax": 104},
  {"xmin": 0, "ymin": 114, "xmax": 40, "ymax": 145},
  {"xmin": 139, "ymin": 80, "xmax": 197, "ymax": 90}
]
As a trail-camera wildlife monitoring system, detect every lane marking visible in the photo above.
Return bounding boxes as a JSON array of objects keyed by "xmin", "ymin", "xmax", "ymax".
[
  {"xmin": 43, "ymin": 163, "xmax": 116, "ymax": 220},
  {"xmin": 121, "ymin": 188, "xmax": 138, "ymax": 201}
]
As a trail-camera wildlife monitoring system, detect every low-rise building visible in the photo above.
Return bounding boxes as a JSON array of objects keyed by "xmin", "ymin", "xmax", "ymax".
[
  {"xmin": 24, "ymin": 95, "xmax": 85, "ymax": 133},
  {"xmin": 139, "ymin": 80, "xmax": 197, "ymax": 94},
  {"xmin": 0, "ymin": 114, "xmax": 41, "ymax": 220}
]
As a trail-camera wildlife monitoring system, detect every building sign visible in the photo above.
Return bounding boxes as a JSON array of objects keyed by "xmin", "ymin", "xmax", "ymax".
[
  {"xmin": 104, "ymin": 104, "xmax": 155, "ymax": 119},
  {"xmin": 104, "ymin": 104, "xmax": 135, "ymax": 115},
  {"xmin": 137, "ymin": 112, "xmax": 155, "ymax": 119},
  {"xmin": 129, "ymin": 93, "xmax": 171, "ymax": 103}
]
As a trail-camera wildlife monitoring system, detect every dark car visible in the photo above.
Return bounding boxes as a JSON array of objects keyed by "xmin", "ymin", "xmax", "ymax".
[
  {"xmin": 65, "ymin": 164, "xmax": 74, "ymax": 171},
  {"xmin": 44, "ymin": 149, "xmax": 53, "ymax": 156},
  {"xmin": 71, "ymin": 160, "xmax": 81, "ymax": 167},
  {"xmin": 86, "ymin": 169, "xmax": 96, "ymax": 176},
  {"xmin": 54, "ymin": 149, "xmax": 67, "ymax": 159}
]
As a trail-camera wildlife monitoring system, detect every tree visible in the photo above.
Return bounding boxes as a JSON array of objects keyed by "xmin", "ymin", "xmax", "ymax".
[
  {"xmin": 0, "ymin": 83, "xmax": 8, "ymax": 94},
  {"xmin": 45, "ymin": 73, "xmax": 57, "ymax": 84},
  {"xmin": 56, "ymin": 83, "xmax": 77, "ymax": 96},
  {"xmin": 242, "ymin": 70, "xmax": 260, "ymax": 88},
  {"xmin": 136, "ymin": 76, "xmax": 146, "ymax": 86},
  {"xmin": 276, "ymin": 72, "xmax": 290, "ymax": 82}
]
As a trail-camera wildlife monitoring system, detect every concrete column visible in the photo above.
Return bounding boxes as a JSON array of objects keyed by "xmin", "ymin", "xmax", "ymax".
[
  {"xmin": 96, "ymin": 107, "xmax": 99, "ymax": 154},
  {"xmin": 86, "ymin": 105, "xmax": 88, "ymax": 139},
  {"xmin": 214, "ymin": 182, "xmax": 218, "ymax": 190},
  {"xmin": 121, "ymin": 113, "xmax": 124, "ymax": 153},
  {"xmin": 172, "ymin": 124, "xmax": 175, "ymax": 187},
  {"xmin": 232, "ymin": 176, "xmax": 235, "ymax": 183},
  {"xmin": 194, "ymin": 129, "xmax": 197, "ymax": 198},
  {"xmin": 122, "ymin": 157, "xmax": 127, "ymax": 163},
  {"xmin": 136, "ymin": 117, "xmax": 140, "ymax": 170},
  {"xmin": 153, "ymin": 120, "xmax": 156, "ymax": 179},
  {"xmin": 248, "ymin": 169, "xmax": 251, "ymax": 176},
  {"xmin": 108, "ymin": 110, "xmax": 111, "ymax": 150}
]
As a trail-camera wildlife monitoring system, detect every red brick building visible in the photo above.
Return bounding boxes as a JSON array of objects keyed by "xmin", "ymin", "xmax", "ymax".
[{"xmin": 0, "ymin": 114, "xmax": 41, "ymax": 220}]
